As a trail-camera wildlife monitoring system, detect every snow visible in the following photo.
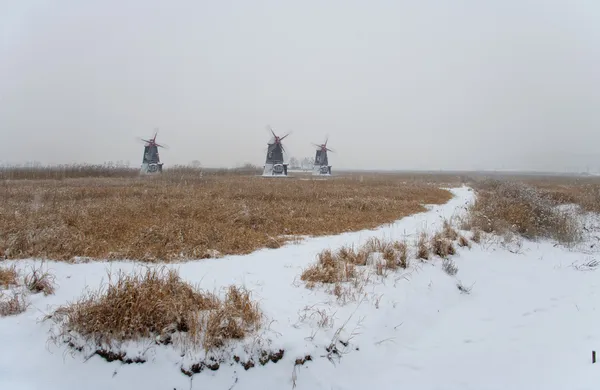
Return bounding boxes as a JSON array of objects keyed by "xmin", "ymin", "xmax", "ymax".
[{"xmin": 2, "ymin": 186, "xmax": 600, "ymax": 389}]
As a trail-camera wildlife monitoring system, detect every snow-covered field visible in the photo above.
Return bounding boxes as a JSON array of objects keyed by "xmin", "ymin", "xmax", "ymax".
[{"xmin": 2, "ymin": 186, "xmax": 600, "ymax": 390}]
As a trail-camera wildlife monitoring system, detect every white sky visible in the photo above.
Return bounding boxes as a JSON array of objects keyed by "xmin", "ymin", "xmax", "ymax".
[{"xmin": 1, "ymin": 0, "xmax": 599, "ymax": 171}]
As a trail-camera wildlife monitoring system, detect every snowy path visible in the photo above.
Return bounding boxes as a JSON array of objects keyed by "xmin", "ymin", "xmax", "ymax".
[{"xmin": 1, "ymin": 186, "xmax": 600, "ymax": 390}]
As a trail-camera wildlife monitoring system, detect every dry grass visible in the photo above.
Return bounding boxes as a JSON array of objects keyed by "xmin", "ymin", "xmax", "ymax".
[
  {"xmin": 416, "ymin": 232, "xmax": 430, "ymax": 260},
  {"xmin": 49, "ymin": 267, "xmax": 261, "ymax": 352},
  {"xmin": 301, "ymin": 237, "xmax": 412, "ymax": 291},
  {"xmin": 301, "ymin": 250, "xmax": 358, "ymax": 286},
  {"xmin": 393, "ymin": 241, "xmax": 409, "ymax": 269},
  {"xmin": 469, "ymin": 174, "xmax": 600, "ymax": 213},
  {"xmin": 464, "ymin": 180, "xmax": 580, "ymax": 243},
  {"xmin": 431, "ymin": 232, "xmax": 456, "ymax": 258},
  {"xmin": 457, "ymin": 235, "xmax": 471, "ymax": 248},
  {"xmin": 442, "ymin": 220, "xmax": 459, "ymax": 240},
  {"xmin": 471, "ymin": 229, "xmax": 482, "ymax": 243},
  {"xmin": 0, "ymin": 172, "xmax": 453, "ymax": 262},
  {"xmin": 24, "ymin": 263, "xmax": 56, "ymax": 296},
  {"xmin": 0, "ymin": 291, "xmax": 29, "ymax": 317},
  {"xmin": 442, "ymin": 259, "xmax": 459, "ymax": 276},
  {"xmin": 300, "ymin": 238, "xmax": 414, "ymax": 288},
  {"xmin": 0, "ymin": 264, "xmax": 18, "ymax": 288}
]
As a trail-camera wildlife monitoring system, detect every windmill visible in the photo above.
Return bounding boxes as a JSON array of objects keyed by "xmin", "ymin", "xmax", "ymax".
[
  {"xmin": 137, "ymin": 130, "xmax": 168, "ymax": 174},
  {"xmin": 263, "ymin": 126, "xmax": 290, "ymax": 177},
  {"xmin": 312, "ymin": 136, "xmax": 334, "ymax": 176}
]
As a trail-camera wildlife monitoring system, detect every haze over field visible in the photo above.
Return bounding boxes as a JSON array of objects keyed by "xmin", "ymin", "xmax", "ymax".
[{"xmin": 1, "ymin": 0, "xmax": 599, "ymax": 171}]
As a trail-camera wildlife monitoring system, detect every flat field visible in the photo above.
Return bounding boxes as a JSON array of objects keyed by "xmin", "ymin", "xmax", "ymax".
[{"xmin": 0, "ymin": 171, "xmax": 455, "ymax": 262}]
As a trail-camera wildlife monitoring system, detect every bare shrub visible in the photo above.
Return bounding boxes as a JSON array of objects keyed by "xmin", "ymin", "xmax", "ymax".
[
  {"xmin": 0, "ymin": 291, "xmax": 29, "ymax": 316},
  {"xmin": 442, "ymin": 259, "xmax": 459, "ymax": 276},
  {"xmin": 465, "ymin": 180, "xmax": 580, "ymax": 243},
  {"xmin": 416, "ymin": 232, "xmax": 429, "ymax": 260},
  {"xmin": 0, "ymin": 264, "xmax": 18, "ymax": 288},
  {"xmin": 24, "ymin": 263, "xmax": 56, "ymax": 296},
  {"xmin": 48, "ymin": 267, "xmax": 261, "ymax": 352}
]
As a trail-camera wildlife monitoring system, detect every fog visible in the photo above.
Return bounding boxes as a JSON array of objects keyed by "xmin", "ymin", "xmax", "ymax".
[{"xmin": 1, "ymin": 0, "xmax": 599, "ymax": 172}]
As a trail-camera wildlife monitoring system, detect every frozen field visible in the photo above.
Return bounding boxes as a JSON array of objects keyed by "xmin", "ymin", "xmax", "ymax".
[{"xmin": 1, "ymin": 186, "xmax": 600, "ymax": 390}]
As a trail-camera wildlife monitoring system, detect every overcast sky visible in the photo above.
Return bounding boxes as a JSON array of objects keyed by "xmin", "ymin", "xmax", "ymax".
[{"xmin": 1, "ymin": 0, "xmax": 599, "ymax": 171}]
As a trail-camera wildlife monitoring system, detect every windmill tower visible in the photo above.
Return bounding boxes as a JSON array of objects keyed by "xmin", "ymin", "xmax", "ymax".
[
  {"xmin": 138, "ymin": 131, "xmax": 167, "ymax": 174},
  {"xmin": 312, "ymin": 137, "xmax": 333, "ymax": 176},
  {"xmin": 263, "ymin": 126, "xmax": 290, "ymax": 177}
]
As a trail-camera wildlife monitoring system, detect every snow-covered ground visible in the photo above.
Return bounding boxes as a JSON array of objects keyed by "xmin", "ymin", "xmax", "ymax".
[{"xmin": 2, "ymin": 186, "xmax": 600, "ymax": 390}]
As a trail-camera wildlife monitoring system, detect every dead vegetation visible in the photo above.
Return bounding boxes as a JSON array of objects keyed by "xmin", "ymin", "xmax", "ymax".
[
  {"xmin": 442, "ymin": 259, "xmax": 459, "ymax": 276},
  {"xmin": 431, "ymin": 232, "xmax": 456, "ymax": 258},
  {"xmin": 463, "ymin": 180, "xmax": 581, "ymax": 243},
  {"xmin": 0, "ymin": 264, "xmax": 18, "ymax": 288},
  {"xmin": 301, "ymin": 249, "xmax": 360, "ymax": 287},
  {"xmin": 300, "ymin": 237, "xmax": 415, "ymax": 288},
  {"xmin": 48, "ymin": 267, "xmax": 262, "ymax": 353},
  {"xmin": 0, "ymin": 262, "xmax": 57, "ymax": 317},
  {"xmin": 0, "ymin": 291, "xmax": 29, "ymax": 317},
  {"xmin": 0, "ymin": 172, "xmax": 453, "ymax": 262},
  {"xmin": 24, "ymin": 263, "xmax": 56, "ymax": 296},
  {"xmin": 416, "ymin": 232, "xmax": 430, "ymax": 260}
]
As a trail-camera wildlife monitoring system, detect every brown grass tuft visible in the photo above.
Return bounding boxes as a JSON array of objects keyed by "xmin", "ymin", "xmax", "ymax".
[
  {"xmin": 442, "ymin": 220, "xmax": 459, "ymax": 241},
  {"xmin": 0, "ymin": 173, "xmax": 452, "ymax": 262},
  {"xmin": 0, "ymin": 291, "xmax": 29, "ymax": 317},
  {"xmin": 431, "ymin": 232, "xmax": 456, "ymax": 258},
  {"xmin": 301, "ymin": 250, "xmax": 354, "ymax": 285},
  {"xmin": 24, "ymin": 263, "xmax": 56, "ymax": 296},
  {"xmin": 0, "ymin": 265, "xmax": 19, "ymax": 288},
  {"xmin": 416, "ymin": 232, "xmax": 430, "ymax": 260},
  {"xmin": 336, "ymin": 245, "xmax": 369, "ymax": 266},
  {"xmin": 49, "ymin": 267, "xmax": 261, "ymax": 352},
  {"xmin": 382, "ymin": 246, "xmax": 398, "ymax": 270},
  {"xmin": 394, "ymin": 241, "xmax": 409, "ymax": 268},
  {"xmin": 204, "ymin": 286, "xmax": 262, "ymax": 351}
]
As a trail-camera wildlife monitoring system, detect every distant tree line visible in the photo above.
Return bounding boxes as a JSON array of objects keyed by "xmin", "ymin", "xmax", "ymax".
[{"xmin": 288, "ymin": 157, "xmax": 313, "ymax": 170}]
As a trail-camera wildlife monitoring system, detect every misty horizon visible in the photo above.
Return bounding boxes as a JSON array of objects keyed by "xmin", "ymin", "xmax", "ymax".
[{"xmin": 1, "ymin": 1, "xmax": 599, "ymax": 172}]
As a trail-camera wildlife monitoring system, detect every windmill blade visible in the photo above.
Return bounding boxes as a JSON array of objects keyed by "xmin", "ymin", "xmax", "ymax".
[
  {"xmin": 280, "ymin": 131, "xmax": 292, "ymax": 140},
  {"xmin": 266, "ymin": 125, "xmax": 276, "ymax": 137},
  {"xmin": 137, "ymin": 137, "xmax": 153, "ymax": 144},
  {"xmin": 155, "ymin": 142, "xmax": 169, "ymax": 149},
  {"xmin": 311, "ymin": 142, "xmax": 322, "ymax": 149},
  {"xmin": 326, "ymin": 147, "xmax": 335, "ymax": 153}
]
